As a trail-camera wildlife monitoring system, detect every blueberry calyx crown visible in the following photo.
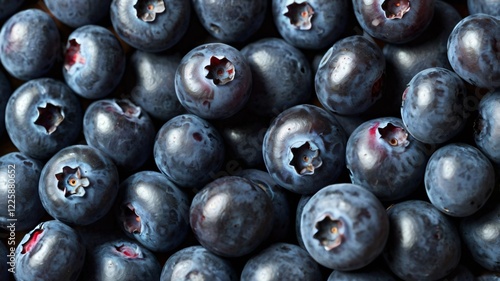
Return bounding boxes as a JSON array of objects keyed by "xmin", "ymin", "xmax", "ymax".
[
  {"xmin": 381, "ymin": 0, "xmax": 411, "ymax": 19},
  {"xmin": 290, "ymin": 141, "xmax": 322, "ymax": 175},
  {"xmin": 34, "ymin": 103, "xmax": 64, "ymax": 134},
  {"xmin": 64, "ymin": 39, "xmax": 85, "ymax": 72},
  {"xmin": 205, "ymin": 56, "xmax": 235, "ymax": 86},
  {"xmin": 121, "ymin": 203, "xmax": 142, "ymax": 234},
  {"xmin": 378, "ymin": 123, "xmax": 409, "ymax": 147},
  {"xmin": 21, "ymin": 228, "xmax": 43, "ymax": 254},
  {"xmin": 114, "ymin": 244, "xmax": 143, "ymax": 259},
  {"xmin": 55, "ymin": 166, "xmax": 90, "ymax": 198},
  {"xmin": 313, "ymin": 214, "xmax": 344, "ymax": 251},
  {"xmin": 134, "ymin": 0, "xmax": 166, "ymax": 22},
  {"xmin": 284, "ymin": 2, "xmax": 314, "ymax": 30},
  {"xmin": 115, "ymin": 99, "xmax": 142, "ymax": 119}
]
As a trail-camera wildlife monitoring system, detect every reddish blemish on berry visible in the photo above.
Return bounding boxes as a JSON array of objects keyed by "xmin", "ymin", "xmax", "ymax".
[
  {"xmin": 284, "ymin": 2, "xmax": 314, "ymax": 30},
  {"xmin": 193, "ymin": 132, "xmax": 203, "ymax": 142},
  {"xmin": 369, "ymin": 122, "xmax": 380, "ymax": 138},
  {"xmin": 22, "ymin": 229, "xmax": 43, "ymax": 254},
  {"xmin": 64, "ymin": 39, "xmax": 85, "ymax": 72},
  {"xmin": 34, "ymin": 103, "xmax": 64, "ymax": 134},
  {"xmin": 115, "ymin": 244, "xmax": 143, "ymax": 259},
  {"xmin": 381, "ymin": 0, "xmax": 411, "ymax": 19},
  {"xmin": 205, "ymin": 56, "xmax": 235, "ymax": 85}
]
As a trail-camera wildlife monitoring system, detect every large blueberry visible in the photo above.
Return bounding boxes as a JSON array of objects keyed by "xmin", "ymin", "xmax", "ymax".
[
  {"xmin": 475, "ymin": 90, "xmax": 500, "ymax": 164},
  {"xmin": 44, "ymin": 0, "xmax": 112, "ymax": 28},
  {"xmin": 468, "ymin": 0, "xmax": 500, "ymax": 17}
]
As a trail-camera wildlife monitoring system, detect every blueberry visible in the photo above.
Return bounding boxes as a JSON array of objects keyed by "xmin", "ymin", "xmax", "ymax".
[
  {"xmin": 175, "ymin": 42, "xmax": 253, "ymax": 119},
  {"xmin": 0, "ymin": 8, "xmax": 60, "ymax": 80},
  {"xmin": 295, "ymin": 194, "xmax": 312, "ymax": 249},
  {"xmin": 43, "ymin": 0, "xmax": 112, "ymax": 28},
  {"xmin": 110, "ymin": 0, "xmax": 191, "ymax": 52},
  {"xmin": 326, "ymin": 267, "xmax": 397, "ymax": 281},
  {"xmin": 63, "ymin": 24, "xmax": 126, "ymax": 99},
  {"xmin": 474, "ymin": 90, "xmax": 500, "ymax": 164},
  {"xmin": 38, "ymin": 144, "xmax": 120, "ymax": 226},
  {"xmin": 263, "ymin": 104, "xmax": 347, "ymax": 195},
  {"xmin": 240, "ymin": 242, "xmax": 323, "ymax": 281},
  {"xmin": 467, "ymin": 0, "xmax": 500, "ymax": 18},
  {"xmin": 442, "ymin": 264, "xmax": 476, "ymax": 281},
  {"xmin": 5, "ymin": 78, "xmax": 83, "ymax": 160},
  {"xmin": 300, "ymin": 183, "xmax": 389, "ymax": 271},
  {"xmin": 0, "ymin": 0, "xmax": 26, "ymax": 22}
]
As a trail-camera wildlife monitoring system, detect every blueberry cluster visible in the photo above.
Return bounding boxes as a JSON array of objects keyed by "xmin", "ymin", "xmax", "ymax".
[{"xmin": 0, "ymin": 0, "xmax": 499, "ymax": 280}]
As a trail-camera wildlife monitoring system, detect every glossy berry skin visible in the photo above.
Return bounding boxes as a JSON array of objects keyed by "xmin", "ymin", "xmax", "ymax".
[
  {"xmin": 124, "ymin": 50, "xmax": 185, "ymax": 122},
  {"xmin": 63, "ymin": 24, "xmax": 126, "ymax": 99},
  {"xmin": 263, "ymin": 104, "xmax": 347, "ymax": 195},
  {"xmin": 315, "ymin": 35, "xmax": 385, "ymax": 115},
  {"xmin": 175, "ymin": 43, "xmax": 252, "ymax": 120},
  {"xmin": 83, "ymin": 98, "xmax": 156, "ymax": 171},
  {"xmin": 240, "ymin": 243, "xmax": 323, "ymax": 281},
  {"xmin": 192, "ymin": 0, "xmax": 267, "ymax": 43},
  {"xmin": 300, "ymin": 183, "xmax": 389, "ymax": 271},
  {"xmin": 352, "ymin": 0, "xmax": 435, "ymax": 44},
  {"xmin": 467, "ymin": 0, "xmax": 500, "ymax": 17},
  {"xmin": 346, "ymin": 117, "xmax": 430, "ymax": 201},
  {"xmin": 425, "ymin": 143, "xmax": 495, "ymax": 217},
  {"xmin": 115, "ymin": 171, "xmax": 190, "ymax": 253},
  {"xmin": 38, "ymin": 145, "xmax": 120, "ymax": 226},
  {"xmin": 475, "ymin": 91, "xmax": 500, "ymax": 164},
  {"xmin": 272, "ymin": 0, "xmax": 351, "ymax": 50},
  {"xmin": 43, "ymin": 0, "xmax": 112, "ymax": 28},
  {"xmin": 5, "ymin": 78, "xmax": 83, "ymax": 160},
  {"xmin": 160, "ymin": 245, "xmax": 238, "ymax": 281},
  {"xmin": 110, "ymin": 0, "xmax": 190, "ymax": 52},
  {"xmin": 189, "ymin": 176, "xmax": 274, "ymax": 257},
  {"xmin": 0, "ymin": 152, "xmax": 45, "ymax": 232},
  {"xmin": 401, "ymin": 67, "xmax": 468, "ymax": 144},
  {"xmin": 447, "ymin": 14, "xmax": 500, "ymax": 90},
  {"xmin": 0, "ymin": 0, "xmax": 25, "ymax": 21},
  {"xmin": 14, "ymin": 220, "xmax": 86, "ymax": 281},
  {"xmin": 240, "ymin": 37, "xmax": 313, "ymax": 117},
  {"xmin": 383, "ymin": 200, "xmax": 461, "ymax": 281},
  {"xmin": 80, "ymin": 239, "xmax": 162, "ymax": 281},
  {"xmin": 154, "ymin": 114, "xmax": 225, "ymax": 189}
]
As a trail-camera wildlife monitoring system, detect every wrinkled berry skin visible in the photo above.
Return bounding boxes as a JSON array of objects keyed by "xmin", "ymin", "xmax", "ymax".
[
  {"xmin": 447, "ymin": 14, "xmax": 500, "ymax": 90},
  {"xmin": 124, "ymin": 50, "xmax": 185, "ymax": 122},
  {"xmin": 192, "ymin": 0, "xmax": 267, "ymax": 43},
  {"xmin": 38, "ymin": 145, "xmax": 120, "ymax": 226},
  {"xmin": 0, "ymin": 70, "xmax": 11, "ymax": 138},
  {"xmin": 0, "ymin": 8, "xmax": 60, "ymax": 81},
  {"xmin": 115, "ymin": 171, "xmax": 190, "ymax": 253},
  {"xmin": 401, "ymin": 67, "xmax": 468, "ymax": 144},
  {"xmin": 240, "ymin": 37, "xmax": 313, "ymax": 117},
  {"xmin": 272, "ymin": 0, "xmax": 351, "ymax": 50},
  {"xmin": 346, "ymin": 117, "xmax": 430, "ymax": 202},
  {"xmin": 80, "ymin": 239, "xmax": 162, "ymax": 281},
  {"xmin": 241, "ymin": 243, "xmax": 323, "ymax": 281},
  {"xmin": 160, "ymin": 245, "xmax": 238, "ymax": 281},
  {"xmin": 154, "ymin": 114, "xmax": 225, "ymax": 189},
  {"xmin": 83, "ymin": 98, "xmax": 156, "ymax": 171},
  {"xmin": 468, "ymin": 0, "xmax": 500, "ymax": 17},
  {"xmin": 352, "ymin": 0, "xmax": 435, "ymax": 44},
  {"xmin": 0, "ymin": 152, "xmax": 45, "ymax": 231},
  {"xmin": 300, "ymin": 183, "xmax": 389, "ymax": 271},
  {"xmin": 63, "ymin": 25, "xmax": 126, "ymax": 99},
  {"xmin": 44, "ymin": 0, "xmax": 112, "ymax": 28},
  {"xmin": 110, "ymin": 0, "xmax": 190, "ymax": 52},
  {"xmin": 263, "ymin": 104, "xmax": 347, "ymax": 195},
  {"xmin": 14, "ymin": 220, "xmax": 86, "ymax": 281},
  {"xmin": 475, "ymin": 91, "xmax": 500, "ymax": 164},
  {"xmin": 383, "ymin": 200, "xmax": 461, "ymax": 281},
  {"xmin": 189, "ymin": 176, "xmax": 274, "ymax": 257},
  {"xmin": 0, "ymin": 0, "xmax": 25, "ymax": 21},
  {"xmin": 5, "ymin": 78, "xmax": 83, "ymax": 160},
  {"xmin": 425, "ymin": 143, "xmax": 495, "ymax": 217},
  {"xmin": 175, "ymin": 43, "xmax": 252, "ymax": 120},
  {"xmin": 315, "ymin": 35, "xmax": 385, "ymax": 115}
]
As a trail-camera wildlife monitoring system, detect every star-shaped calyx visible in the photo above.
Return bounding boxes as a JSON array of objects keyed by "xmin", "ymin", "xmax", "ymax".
[
  {"xmin": 313, "ymin": 215, "xmax": 345, "ymax": 251},
  {"xmin": 34, "ymin": 103, "xmax": 64, "ymax": 134},
  {"xmin": 284, "ymin": 2, "xmax": 315, "ymax": 30},
  {"xmin": 205, "ymin": 56, "xmax": 235, "ymax": 85},
  {"xmin": 55, "ymin": 166, "xmax": 89, "ymax": 197},
  {"xmin": 134, "ymin": 0, "xmax": 166, "ymax": 22},
  {"xmin": 290, "ymin": 141, "xmax": 322, "ymax": 175},
  {"xmin": 381, "ymin": 0, "xmax": 411, "ymax": 19}
]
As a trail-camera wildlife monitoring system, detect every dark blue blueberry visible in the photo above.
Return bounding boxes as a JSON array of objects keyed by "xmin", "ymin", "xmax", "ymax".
[
  {"xmin": 175, "ymin": 43, "xmax": 252, "ymax": 119},
  {"xmin": 115, "ymin": 171, "xmax": 190, "ymax": 252},
  {"xmin": 442, "ymin": 264, "xmax": 476, "ymax": 281},
  {"xmin": 352, "ymin": 0, "xmax": 435, "ymax": 44},
  {"xmin": 0, "ymin": 69, "xmax": 11, "ymax": 138},
  {"xmin": 240, "ymin": 242, "xmax": 323, "ymax": 281},
  {"xmin": 44, "ymin": 0, "xmax": 112, "ymax": 28},
  {"xmin": 300, "ymin": 183, "xmax": 389, "ymax": 270},
  {"xmin": 383, "ymin": 200, "xmax": 461, "ymax": 280},
  {"xmin": 0, "ymin": 8, "xmax": 60, "ymax": 80},
  {"xmin": 63, "ymin": 24, "xmax": 126, "ymax": 99},
  {"xmin": 240, "ymin": 37, "xmax": 313, "ymax": 117},
  {"xmin": 5, "ymin": 78, "xmax": 83, "ymax": 160},
  {"xmin": 192, "ymin": 0, "xmax": 267, "ymax": 43},
  {"xmin": 38, "ymin": 145, "xmax": 120, "ymax": 226},
  {"xmin": 263, "ymin": 104, "xmax": 347, "ymax": 195},
  {"xmin": 0, "ymin": 0, "xmax": 26, "ymax": 22},
  {"xmin": 160, "ymin": 245, "xmax": 238, "ymax": 281},
  {"xmin": 447, "ymin": 13, "xmax": 500, "ymax": 90},
  {"xmin": 346, "ymin": 117, "xmax": 431, "ymax": 201},
  {"xmin": 0, "ymin": 152, "xmax": 45, "ymax": 232},
  {"xmin": 326, "ymin": 267, "xmax": 397, "ymax": 281},
  {"xmin": 400, "ymin": 67, "xmax": 468, "ymax": 144},
  {"xmin": 475, "ymin": 90, "xmax": 500, "ymax": 164},
  {"xmin": 315, "ymin": 35, "xmax": 385, "ymax": 115},
  {"xmin": 189, "ymin": 176, "xmax": 274, "ymax": 257},
  {"xmin": 14, "ymin": 220, "xmax": 86, "ymax": 281},
  {"xmin": 83, "ymin": 98, "xmax": 156, "ymax": 171},
  {"xmin": 110, "ymin": 0, "xmax": 191, "ymax": 52},
  {"xmin": 272, "ymin": 0, "xmax": 352, "ymax": 49},
  {"xmin": 154, "ymin": 113, "xmax": 225, "ymax": 189},
  {"xmin": 468, "ymin": 0, "xmax": 500, "ymax": 18}
]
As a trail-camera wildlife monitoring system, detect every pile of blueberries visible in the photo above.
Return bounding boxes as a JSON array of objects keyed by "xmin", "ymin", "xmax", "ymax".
[{"xmin": 0, "ymin": 0, "xmax": 499, "ymax": 280}]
